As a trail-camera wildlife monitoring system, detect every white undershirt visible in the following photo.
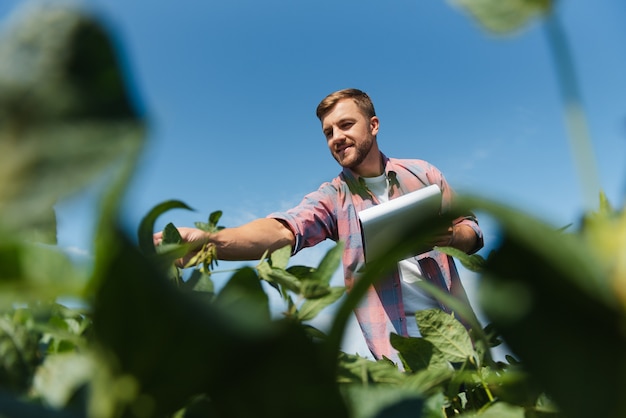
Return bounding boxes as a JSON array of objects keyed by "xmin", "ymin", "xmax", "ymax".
[{"xmin": 361, "ymin": 174, "xmax": 440, "ymax": 337}]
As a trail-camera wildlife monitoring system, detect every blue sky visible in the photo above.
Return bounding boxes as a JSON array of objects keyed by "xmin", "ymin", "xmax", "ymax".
[{"xmin": 1, "ymin": 0, "xmax": 625, "ymax": 356}]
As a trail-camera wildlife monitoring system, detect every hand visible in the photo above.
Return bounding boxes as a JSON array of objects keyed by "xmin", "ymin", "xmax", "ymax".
[
  {"xmin": 153, "ymin": 227, "xmax": 210, "ymax": 267},
  {"xmin": 431, "ymin": 226, "xmax": 454, "ymax": 248}
]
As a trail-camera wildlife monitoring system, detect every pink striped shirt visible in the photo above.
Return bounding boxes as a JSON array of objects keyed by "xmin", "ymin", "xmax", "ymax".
[{"xmin": 268, "ymin": 154, "xmax": 483, "ymax": 363}]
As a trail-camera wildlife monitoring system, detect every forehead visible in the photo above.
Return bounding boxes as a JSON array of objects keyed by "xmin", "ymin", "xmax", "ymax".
[{"xmin": 321, "ymin": 99, "xmax": 365, "ymax": 126}]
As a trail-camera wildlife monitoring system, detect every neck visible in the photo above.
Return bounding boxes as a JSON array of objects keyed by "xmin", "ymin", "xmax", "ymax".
[{"xmin": 354, "ymin": 148, "xmax": 383, "ymax": 178}]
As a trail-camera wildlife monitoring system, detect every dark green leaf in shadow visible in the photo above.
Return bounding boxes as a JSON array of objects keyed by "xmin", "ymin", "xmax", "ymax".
[
  {"xmin": 390, "ymin": 333, "xmax": 449, "ymax": 373},
  {"xmin": 0, "ymin": 240, "xmax": 87, "ymax": 308},
  {"xmin": 466, "ymin": 196, "xmax": 626, "ymax": 418},
  {"xmin": 92, "ymin": 228, "xmax": 348, "ymax": 417},
  {"xmin": 0, "ymin": 313, "xmax": 41, "ymax": 392},
  {"xmin": 337, "ymin": 352, "xmax": 405, "ymax": 385},
  {"xmin": 341, "ymin": 385, "xmax": 423, "ymax": 418}
]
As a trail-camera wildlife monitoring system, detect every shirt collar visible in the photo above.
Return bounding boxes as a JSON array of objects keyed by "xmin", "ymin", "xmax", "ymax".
[{"xmin": 341, "ymin": 153, "xmax": 398, "ymax": 198}]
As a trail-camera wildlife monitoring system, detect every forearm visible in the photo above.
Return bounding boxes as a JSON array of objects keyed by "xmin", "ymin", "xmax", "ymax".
[{"xmin": 209, "ymin": 218, "xmax": 295, "ymax": 261}]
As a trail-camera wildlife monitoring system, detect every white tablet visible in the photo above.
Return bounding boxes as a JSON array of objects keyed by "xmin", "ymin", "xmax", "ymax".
[{"xmin": 358, "ymin": 184, "xmax": 442, "ymax": 263}]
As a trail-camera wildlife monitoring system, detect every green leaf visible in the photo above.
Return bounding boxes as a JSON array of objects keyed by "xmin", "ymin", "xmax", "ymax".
[
  {"xmin": 311, "ymin": 242, "xmax": 343, "ymax": 285},
  {"xmin": 269, "ymin": 244, "xmax": 292, "ymax": 270},
  {"xmin": 184, "ymin": 269, "xmax": 215, "ymax": 295},
  {"xmin": 298, "ymin": 287, "xmax": 344, "ymax": 321},
  {"xmin": 256, "ymin": 260, "xmax": 301, "ymax": 294},
  {"xmin": 137, "ymin": 200, "xmax": 193, "ymax": 254},
  {"xmin": 195, "ymin": 210, "xmax": 225, "ymax": 233},
  {"xmin": 162, "ymin": 222, "xmax": 183, "ymax": 245},
  {"xmin": 337, "ymin": 352, "xmax": 405, "ymax": 385},
  {"xmin": 341, "ymin": 385, "xmax": 423, "ymax": 418},
  {"xmin": 390, "ymin": 333, "xmax": 450, "ymax": 373},
  {"xmin": 464, "ymin": 195, "xmax": 626, "ymax": 418},
  {"xmin": 0, "ymin": 4, "xmax": 144, "ymax": 237},
  {"xmin": 459, "ymin": 401, "xmax": 526, "ymax": 417},
  {"xmin": 300, "ymin": 281, "xmax": 331, "ymax": 299},
  {"xmin": 214, "ymin": 267, "xmax": 271, "ymax": 334},
  {"xmin": 0, "ymin": 242, "xmax": 87, "ymax": 307},
  {"xmin": 286, "ymin": 265, "xmax": 316, "ymax": 280},
  {"xmin": 92, "ymin": 229, "xmax": 349, "ymax": 417},
  {"xmin": 416, "ymin": 309, "xmax": 475, "ymax": 364},
  {"xmin": 0, "ymin": 314, "xmax": 41, "ymax": 392},
  {"xmin": 31, "ymin": 351, "xmax": 95, "ymax": 409},
  {"xmin": 435, "ymin": 245, "xmax": 486, "ymax": 272},
  {"xmin": 208, "ymin": 210, "xmax": 223, "ymax": 228},
  {"xmin": 404, "ymin": 368, "xmax": 455, "ymax": 396},
  {"xmin": 449, "ymin": 0, "xmax": 552, "ymax": 34}
]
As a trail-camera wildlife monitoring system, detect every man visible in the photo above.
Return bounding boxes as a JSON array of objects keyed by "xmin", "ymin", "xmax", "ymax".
[{"xmin": 154, "ymin": 88, "xmax": 483, "ymax": 362}]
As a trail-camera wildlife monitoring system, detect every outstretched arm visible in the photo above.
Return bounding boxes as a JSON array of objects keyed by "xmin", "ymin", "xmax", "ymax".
[{"xmin": 153, "ymin": 218, "xmax": 296, "ymax": 265}]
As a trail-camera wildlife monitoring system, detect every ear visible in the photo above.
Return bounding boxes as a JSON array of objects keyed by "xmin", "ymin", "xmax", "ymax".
[{"xmin": 369, "ymin": 116, "xmax": 380, "ymax": 135}]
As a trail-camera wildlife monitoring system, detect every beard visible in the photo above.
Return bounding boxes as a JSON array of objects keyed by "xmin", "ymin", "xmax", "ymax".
[{"xmin": 332, "ymin": 135, "xmax": 375, "ymax": 169}]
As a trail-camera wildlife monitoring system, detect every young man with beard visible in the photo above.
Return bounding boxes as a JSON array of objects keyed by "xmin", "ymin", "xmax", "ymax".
[{"xmin": 154, "ymin": 88, "xmax": 483, "ymax": 362}]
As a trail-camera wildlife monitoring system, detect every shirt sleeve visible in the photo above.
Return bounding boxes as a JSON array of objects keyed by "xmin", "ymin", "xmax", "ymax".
[{"xmin": 266, "ymin": 182, "xmax": 339, "ymax": 255}]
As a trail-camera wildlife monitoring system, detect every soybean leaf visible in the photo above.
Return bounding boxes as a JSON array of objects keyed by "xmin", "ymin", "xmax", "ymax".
[
  {"xmin": 435, "ymin": 245, "xmax": 486, "ymax": 272},
  {"xmin": 337, "ymin": 352, "xmax": 405, "ymax": 385},
  {"xmin": 311, "ymin": 242, "xmax": 343, "ymax": 285},
  {"xmin": 195, "ymin": 210, "xmax": 225, "ymax": 233},
  {"xmin": 92, "ymin": 228, "xmax": 349, "ymax": 417},
  {"xmin": 256, "ymin": 260, "xmax": 301, "ymax": 294},
  {"xmin": 137, "ymin": 200, "xmax": 193, "ymax": 254},
  {"xmin": 269, "ymin": 245, "xmax": 291, "ymax": 270},
  {"xmin": 416, "ymin": 309, "xmax": 474, "ymax": 364},
  {"xmin": 162, "ymin": 222, "xmax": 183, "ymax": 245},
  {"xmin": 214, "ymin": 267, "xmax": 271, "ymax": 335},
  {"xmin": 390, "ymin": 333, "xmax": 449, "ymax": 373},
  {"xmin": 298, "ymin": 287, "xmax": 344, "ymax": 321},
  {"xmin": 341, "ymin": 385, "xmax": 423, "ymax": 418}
]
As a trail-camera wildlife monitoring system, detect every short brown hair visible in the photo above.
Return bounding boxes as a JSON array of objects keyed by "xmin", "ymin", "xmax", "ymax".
[{"xmin": 316, "ymin": 88, "xmax": 376, "ymax": 121}]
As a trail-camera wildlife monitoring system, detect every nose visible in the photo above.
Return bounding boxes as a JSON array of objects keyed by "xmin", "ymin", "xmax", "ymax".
[{"xmin": 329, "ymin": 131, "xmax": 346, "ymax": 145}]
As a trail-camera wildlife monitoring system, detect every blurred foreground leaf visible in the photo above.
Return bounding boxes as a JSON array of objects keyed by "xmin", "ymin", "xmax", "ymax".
[
  {"xmin": 471, "ymin": 196, "xmax": 626, "ymax": 418},
  {"xmin": 0, "ymin": 3, "xmax": 144, "ymax": 239},
  {"xmin": 449, "ymin": 0, "xmax": 552, "ymax": 34},
  {"xmin": 91, "ymin": 228, "xmax": 348, "ymax": 417}
]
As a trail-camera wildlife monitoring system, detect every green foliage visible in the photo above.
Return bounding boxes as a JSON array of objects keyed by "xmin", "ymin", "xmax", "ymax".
[{"xmin": 0, "ymin": 1, "xmax": 623, "ymax": 418}]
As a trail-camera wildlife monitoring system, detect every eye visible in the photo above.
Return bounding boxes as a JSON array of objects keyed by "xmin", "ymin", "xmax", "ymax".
[{"xmin": 340, "ymin": 121, "xmax": 354, "ymax": 130}]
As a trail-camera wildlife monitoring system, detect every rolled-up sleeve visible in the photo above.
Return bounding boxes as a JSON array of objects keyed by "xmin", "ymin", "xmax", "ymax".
[{"xmin": 267, "ymin": 183, "xmax": 339, "ymax": 255}]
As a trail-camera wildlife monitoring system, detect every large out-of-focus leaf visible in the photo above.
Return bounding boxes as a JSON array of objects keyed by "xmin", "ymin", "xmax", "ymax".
[
  {"xmin": 467, "ymin": 195, "xmax": 626, "ymax": 418},
  {"xmin": 31, "ymin": 351, "xmax": 94, "ymax": 409},
  {"xmin": 91, "ymin": 228, "xmax": 348, "ymax": 417},
  {"xmin": 0, "ymin": 3, "xmax": 144, "ymax": 237},
  {"xmin": 0, "ymin": 240, "xmax": 86, "ymax": 307},
  {"xmin": 448, "ymin": 0, "xmax": 552, "ymax": 34},
  {"xmin": 341, "ymin": 385, "xmax": 424, "ymax": 418},
  {"xmin": 0, "ymin": 313, "xmax": 41, "ymax": 392}
]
